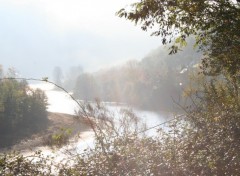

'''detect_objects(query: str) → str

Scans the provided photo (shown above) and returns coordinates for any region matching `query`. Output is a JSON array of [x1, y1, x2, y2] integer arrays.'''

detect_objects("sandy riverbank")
[[0, 112, 91, 153]]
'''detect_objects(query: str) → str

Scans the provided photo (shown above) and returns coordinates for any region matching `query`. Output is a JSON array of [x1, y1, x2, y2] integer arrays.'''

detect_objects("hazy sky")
[[0, 0, 161, 78]]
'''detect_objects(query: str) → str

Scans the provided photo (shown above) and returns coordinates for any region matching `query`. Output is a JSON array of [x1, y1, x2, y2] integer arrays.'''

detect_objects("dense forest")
[[0, 66, 48, 148]]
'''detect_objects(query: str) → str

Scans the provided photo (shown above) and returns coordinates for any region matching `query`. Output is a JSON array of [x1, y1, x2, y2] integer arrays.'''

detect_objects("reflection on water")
[[45, 90, 79, 114], [29, 83, 170, 155]]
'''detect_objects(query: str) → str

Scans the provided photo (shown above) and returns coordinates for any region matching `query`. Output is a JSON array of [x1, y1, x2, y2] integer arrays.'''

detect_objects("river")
[[29, 82, 171, 156]]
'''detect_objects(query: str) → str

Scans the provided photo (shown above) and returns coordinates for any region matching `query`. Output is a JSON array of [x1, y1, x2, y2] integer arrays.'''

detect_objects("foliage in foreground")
[[61, 77, 240, 175], [117, 0, 240, 72], [1, 75, 239, 175], [1, 1, 239, 172]]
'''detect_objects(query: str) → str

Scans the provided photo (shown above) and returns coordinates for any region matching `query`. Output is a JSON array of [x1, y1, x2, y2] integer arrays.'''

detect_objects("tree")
[[178, 72, 240, 175], [0, 67, 48, 148], [63, 65, 83, 91], [116, 1, 240, 174], [117, 0, 240, 75], [74, 73, 98, 101], [52, 66, 64, 87], [0, 65, 3, 78]]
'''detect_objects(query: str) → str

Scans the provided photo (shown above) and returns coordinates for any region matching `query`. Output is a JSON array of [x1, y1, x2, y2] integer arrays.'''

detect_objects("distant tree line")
[[1, 0, 239, 175], [0, 66, 48, 148], [72, 44, 201, 111]]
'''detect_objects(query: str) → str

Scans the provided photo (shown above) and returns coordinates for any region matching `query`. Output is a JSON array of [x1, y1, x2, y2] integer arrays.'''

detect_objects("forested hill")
[[71, 42, 202, 111]]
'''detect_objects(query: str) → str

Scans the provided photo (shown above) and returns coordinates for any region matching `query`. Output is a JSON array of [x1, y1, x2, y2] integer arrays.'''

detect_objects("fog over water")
[[1, 0, 199, 154], [28, 82, 169, 155], [30, 83, 168, 125]]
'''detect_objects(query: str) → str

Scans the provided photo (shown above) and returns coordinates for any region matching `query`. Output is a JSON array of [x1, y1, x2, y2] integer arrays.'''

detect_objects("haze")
[[0, 0, 161, 78]]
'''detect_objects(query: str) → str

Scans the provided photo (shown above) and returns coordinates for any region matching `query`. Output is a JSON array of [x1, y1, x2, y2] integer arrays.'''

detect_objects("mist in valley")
[[52, 38, 202, 112], [0, 0, 202, 113], [1, 0, 239, 175]]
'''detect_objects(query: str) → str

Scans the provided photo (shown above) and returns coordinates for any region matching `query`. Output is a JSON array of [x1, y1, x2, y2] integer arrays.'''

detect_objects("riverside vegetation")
[[1, 0, 240, 175], [0, 67, 48, 148]]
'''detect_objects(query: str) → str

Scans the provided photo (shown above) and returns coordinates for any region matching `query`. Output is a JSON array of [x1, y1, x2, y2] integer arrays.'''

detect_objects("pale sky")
[[0, 0, 161, 78]]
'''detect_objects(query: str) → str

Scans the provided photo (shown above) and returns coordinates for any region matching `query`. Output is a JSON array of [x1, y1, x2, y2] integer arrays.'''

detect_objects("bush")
[[1, 75, 239, 175], [0, 78, 48, 148], [43, 128, 72, 148]]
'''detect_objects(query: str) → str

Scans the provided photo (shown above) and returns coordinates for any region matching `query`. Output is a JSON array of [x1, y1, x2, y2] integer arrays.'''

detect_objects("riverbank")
[[0, 112, 91, 153]]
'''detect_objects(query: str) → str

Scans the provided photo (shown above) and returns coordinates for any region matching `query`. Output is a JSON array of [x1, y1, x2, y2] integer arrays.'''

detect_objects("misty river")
[[28, 82, 171, 159]]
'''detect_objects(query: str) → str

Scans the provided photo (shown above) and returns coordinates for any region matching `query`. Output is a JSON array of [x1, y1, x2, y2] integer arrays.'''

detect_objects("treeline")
[[72, 44, 201, 111], [0, 66, 48, 148], [1, 0, 239, 175]]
